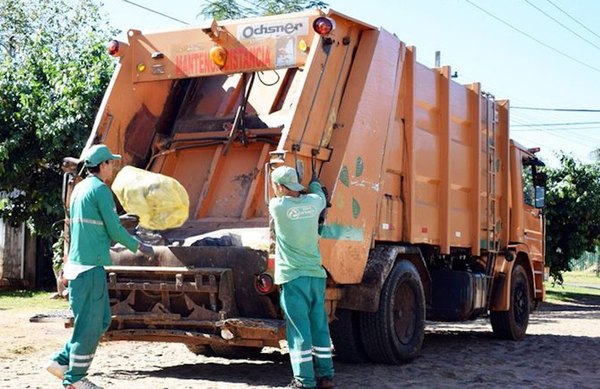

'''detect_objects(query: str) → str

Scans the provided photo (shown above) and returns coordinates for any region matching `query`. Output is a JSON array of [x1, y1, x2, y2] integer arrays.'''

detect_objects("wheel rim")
[[393, 282, 417, 344], [513, 282, 528, 326]]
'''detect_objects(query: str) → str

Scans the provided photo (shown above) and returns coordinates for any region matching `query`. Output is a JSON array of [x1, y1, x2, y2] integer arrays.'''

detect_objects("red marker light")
[[313, 17, 336, 36], [107, 40, 120, 57], [255, 273, 275, 295]]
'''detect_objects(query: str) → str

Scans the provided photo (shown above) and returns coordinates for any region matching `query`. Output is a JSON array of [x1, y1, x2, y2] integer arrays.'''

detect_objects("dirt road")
[[1, 295, 599, 389]]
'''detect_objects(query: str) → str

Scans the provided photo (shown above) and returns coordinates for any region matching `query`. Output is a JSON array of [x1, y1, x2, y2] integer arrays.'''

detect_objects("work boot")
[[44, 359, 68, 380], [317, 376, 334, 388], [66, 378, 103, 389], [287, 378, 316, 388]]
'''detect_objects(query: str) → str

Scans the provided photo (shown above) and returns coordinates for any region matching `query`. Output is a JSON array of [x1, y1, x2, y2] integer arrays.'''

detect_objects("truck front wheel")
[[490, 264, 530, 340], [359, 260, 425, 364]]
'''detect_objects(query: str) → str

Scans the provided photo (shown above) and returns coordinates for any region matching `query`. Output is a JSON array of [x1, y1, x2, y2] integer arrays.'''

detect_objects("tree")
[[199, 0, 329, 20], [199, 0, 249, 20], [544, 154, 600, 281], [0, 0, 115, 237]]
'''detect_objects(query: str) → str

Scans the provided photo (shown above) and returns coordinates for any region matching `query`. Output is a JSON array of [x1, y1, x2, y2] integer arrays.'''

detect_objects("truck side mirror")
[[534, 186, 545, 208], [533, 171, 546, 187]]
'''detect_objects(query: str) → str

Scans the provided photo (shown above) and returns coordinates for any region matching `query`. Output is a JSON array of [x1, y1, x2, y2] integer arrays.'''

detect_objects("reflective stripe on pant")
[[280, 276, 334, 387], [53, 267, 111, 386]]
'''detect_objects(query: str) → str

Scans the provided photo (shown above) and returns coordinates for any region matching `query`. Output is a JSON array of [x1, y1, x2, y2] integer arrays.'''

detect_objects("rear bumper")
[[103, 247, 282, 347], [104, 317, 285, 348]]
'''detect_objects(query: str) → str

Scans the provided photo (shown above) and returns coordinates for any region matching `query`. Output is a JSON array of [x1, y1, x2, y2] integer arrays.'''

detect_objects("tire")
[[490, 264, 530, 340], [186, 344, 214, 356], [359, 260, 425, 364], [210, 344, 263, 359], [330, 308, 367, 363]]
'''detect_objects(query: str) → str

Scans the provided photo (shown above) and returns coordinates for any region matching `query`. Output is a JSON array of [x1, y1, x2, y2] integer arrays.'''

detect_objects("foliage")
[[544, 154, 600, 281], [199, 0, 329, 20], [0, 0, 115, 236], [254, 0, 329, 15], [199, 0, 248, 20], [51, 231, 66, 271]]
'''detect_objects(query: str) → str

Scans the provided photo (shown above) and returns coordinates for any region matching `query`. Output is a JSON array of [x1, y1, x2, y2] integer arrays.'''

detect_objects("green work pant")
[[280, 276, 334, 387], [53, 266, 111, 386]]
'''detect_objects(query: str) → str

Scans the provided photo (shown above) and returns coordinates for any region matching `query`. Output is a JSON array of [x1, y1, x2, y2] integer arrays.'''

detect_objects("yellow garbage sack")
[[112, 166, 190, 230]]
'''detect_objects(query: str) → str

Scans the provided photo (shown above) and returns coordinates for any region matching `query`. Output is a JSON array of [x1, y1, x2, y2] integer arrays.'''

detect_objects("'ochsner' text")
[[242, 22, 303, 39]]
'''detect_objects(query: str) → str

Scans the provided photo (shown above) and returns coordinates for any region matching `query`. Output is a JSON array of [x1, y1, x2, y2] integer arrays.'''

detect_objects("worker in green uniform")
[[269, 166, 334, 389], [45, 144, 154, 389]]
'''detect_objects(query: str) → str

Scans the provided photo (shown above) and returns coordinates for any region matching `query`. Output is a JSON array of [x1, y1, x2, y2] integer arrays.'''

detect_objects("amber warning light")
[[313, 17, 336, 36], [209, 46, 227, 68]]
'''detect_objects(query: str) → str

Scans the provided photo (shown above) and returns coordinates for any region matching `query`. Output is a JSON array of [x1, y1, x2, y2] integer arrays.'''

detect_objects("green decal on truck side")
[[339, 166, 350, 187], [352, 198, 361, 219], [355, 156, 364, 177], [320, 224, 364, 241]]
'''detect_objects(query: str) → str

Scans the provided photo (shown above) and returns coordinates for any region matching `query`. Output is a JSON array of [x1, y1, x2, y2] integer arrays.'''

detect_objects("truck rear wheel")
[[490, 264, 530, 340], [330, 308, 367, 363], [359, 260, 425, 364]]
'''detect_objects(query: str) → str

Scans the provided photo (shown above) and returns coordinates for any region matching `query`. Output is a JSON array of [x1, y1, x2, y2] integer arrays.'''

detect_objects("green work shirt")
[[68, 175, 139, 266], [269, 181, 327, 285]]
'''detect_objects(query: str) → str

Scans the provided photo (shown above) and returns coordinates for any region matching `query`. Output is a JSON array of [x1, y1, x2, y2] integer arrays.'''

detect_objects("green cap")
[[271, 166, 304, 191], [83, 144, 121, 167]]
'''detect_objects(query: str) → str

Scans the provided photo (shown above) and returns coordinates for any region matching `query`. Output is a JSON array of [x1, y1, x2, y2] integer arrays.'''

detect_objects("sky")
[[102, 0, 600, 166]]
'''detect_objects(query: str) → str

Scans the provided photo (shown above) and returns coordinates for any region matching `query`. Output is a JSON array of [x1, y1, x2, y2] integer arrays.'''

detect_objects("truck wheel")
[[210, 344, 263, 359], [359, 260, 425, 364], [330, 308, 367, 363], [490, 264, 530, 340], [186, 344, 214, 356]]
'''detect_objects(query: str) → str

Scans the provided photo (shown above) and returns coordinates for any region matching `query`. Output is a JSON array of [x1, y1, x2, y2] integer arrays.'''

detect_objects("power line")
[[545, 0, 600, 42], [464, 0, 600, 74], [513, 121, 600, 127], [121, 0, 191, 25], [513, 126, 600, 132], [510, 115, 600, 146], [512, 106, 600, 112], [513, 127, 599, 145], [524, 0, 600, 52]]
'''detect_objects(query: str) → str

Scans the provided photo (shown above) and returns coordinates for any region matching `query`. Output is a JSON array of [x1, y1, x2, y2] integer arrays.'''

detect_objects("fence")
[[572, 249, 600, 273]]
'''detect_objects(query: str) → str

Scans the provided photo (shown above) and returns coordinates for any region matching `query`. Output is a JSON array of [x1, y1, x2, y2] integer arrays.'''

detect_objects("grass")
[[544, 270, 600, 304], [560, 270, 600, 285], [0, 289, 69, 311]]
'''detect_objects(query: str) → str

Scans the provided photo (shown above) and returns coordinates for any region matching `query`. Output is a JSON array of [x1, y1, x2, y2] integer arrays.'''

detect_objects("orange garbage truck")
[[62, 9, 546, 364]]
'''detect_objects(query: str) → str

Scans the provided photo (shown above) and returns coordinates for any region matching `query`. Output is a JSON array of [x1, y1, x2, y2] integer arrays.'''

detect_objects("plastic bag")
[[112, 166, 190, 230]]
